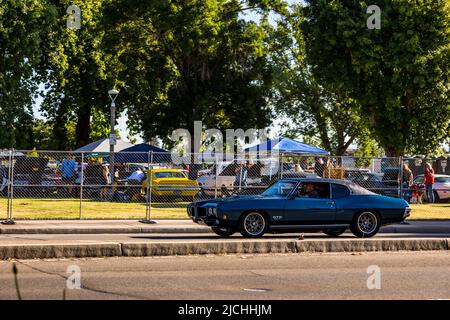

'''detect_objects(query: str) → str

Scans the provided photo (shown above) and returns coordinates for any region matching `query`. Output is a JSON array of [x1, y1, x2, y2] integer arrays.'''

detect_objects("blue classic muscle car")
[[187, 178, 411, 238]]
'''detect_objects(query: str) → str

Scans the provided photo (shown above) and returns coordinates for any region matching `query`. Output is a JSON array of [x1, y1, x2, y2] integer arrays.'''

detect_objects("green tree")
[[302, 0, 450, 156], [270, 6, 369, 156], [0, 0, 53, 149], [39, 0, 115, 150], [101, 0, 287, 151]]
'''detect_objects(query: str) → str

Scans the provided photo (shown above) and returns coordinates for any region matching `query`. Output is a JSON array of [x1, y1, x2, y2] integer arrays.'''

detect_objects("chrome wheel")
[[357, 212, 377, 234], [243, 212, 266, 236]]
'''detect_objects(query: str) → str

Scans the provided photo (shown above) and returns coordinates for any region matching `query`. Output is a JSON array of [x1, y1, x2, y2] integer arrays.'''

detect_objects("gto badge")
[[273, 216, 283, 220]]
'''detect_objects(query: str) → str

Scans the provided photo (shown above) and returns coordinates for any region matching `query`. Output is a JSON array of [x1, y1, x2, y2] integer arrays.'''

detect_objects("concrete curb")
[[0, 242, 122, 260], [1, 239, 449, 260], [295, 239, 449, 253], [122, 240, 298, 256]]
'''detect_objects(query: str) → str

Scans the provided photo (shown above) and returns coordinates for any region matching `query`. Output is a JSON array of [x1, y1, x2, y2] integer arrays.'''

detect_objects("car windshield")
[[261, 181, 297, 197], [154, 172, 186, 179], [435, 177, 450, 183]]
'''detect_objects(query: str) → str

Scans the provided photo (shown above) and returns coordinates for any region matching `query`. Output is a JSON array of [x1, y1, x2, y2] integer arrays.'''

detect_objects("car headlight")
[[208, 207, 218, 216]]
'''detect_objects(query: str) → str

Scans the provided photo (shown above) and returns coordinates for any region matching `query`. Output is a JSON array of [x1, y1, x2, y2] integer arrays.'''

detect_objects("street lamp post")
[[108, 89, 119, 186]]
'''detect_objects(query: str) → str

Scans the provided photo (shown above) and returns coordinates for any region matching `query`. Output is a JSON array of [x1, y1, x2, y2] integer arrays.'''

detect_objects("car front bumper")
[[188, 205, 237, 228]]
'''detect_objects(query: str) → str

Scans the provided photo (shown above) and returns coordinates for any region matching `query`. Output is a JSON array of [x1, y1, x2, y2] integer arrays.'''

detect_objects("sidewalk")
[[0, 219, 450, 235], [0, 219, 210, 234]]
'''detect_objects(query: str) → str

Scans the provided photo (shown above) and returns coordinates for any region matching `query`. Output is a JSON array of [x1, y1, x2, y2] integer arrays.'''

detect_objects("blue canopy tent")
[[74, 138, 134, 157], [106, 143, 172, 163], [244, 138, 329, 155]]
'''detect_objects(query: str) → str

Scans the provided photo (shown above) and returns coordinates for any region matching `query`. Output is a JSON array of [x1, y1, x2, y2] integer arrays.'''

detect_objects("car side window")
[[331, 184, 350, 199], [295, 182, 330, 199]]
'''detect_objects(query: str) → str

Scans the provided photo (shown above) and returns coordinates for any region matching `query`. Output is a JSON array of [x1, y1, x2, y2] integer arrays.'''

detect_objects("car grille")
[[187, 205, 207, 218], [197, 207, 207, 217]]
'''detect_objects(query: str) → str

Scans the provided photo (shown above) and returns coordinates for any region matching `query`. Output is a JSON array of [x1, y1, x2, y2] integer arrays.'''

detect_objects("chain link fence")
[[0, 150, 449, 221]]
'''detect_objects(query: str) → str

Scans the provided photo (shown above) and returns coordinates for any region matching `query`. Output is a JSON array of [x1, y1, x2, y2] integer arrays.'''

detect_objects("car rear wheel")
[[350, 211, 380, 238], [211, 227, 236, 237], [323, 228, 346, 237], [239, 212, 267, 238]]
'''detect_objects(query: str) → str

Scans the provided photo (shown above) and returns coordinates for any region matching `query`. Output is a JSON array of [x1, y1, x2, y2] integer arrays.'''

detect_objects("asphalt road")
[[1, 251, 450, 300]]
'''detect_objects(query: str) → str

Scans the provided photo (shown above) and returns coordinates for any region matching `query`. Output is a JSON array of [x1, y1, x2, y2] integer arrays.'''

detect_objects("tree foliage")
[[38, 0, 115, 150], [302, 0, 450, 156], [0, 0, 53, 149], [270, 5, 371, 156], [101, 0, 286, 149]]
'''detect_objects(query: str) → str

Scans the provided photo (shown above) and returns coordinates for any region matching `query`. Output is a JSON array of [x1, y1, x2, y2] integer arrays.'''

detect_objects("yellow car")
[[141, 169, 200, 201]]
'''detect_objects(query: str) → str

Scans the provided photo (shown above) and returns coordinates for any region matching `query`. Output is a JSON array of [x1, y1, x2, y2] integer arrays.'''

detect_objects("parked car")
[[142, 169, 200, 201], [188, 178, 410, 238], [346, 171, 398, 198], [413, 174, 450, 202]]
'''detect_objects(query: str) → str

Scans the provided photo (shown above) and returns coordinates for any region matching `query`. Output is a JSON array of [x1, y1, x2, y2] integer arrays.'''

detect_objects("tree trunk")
[[385, 147, 403, 157], [75, 104, 92, 149]]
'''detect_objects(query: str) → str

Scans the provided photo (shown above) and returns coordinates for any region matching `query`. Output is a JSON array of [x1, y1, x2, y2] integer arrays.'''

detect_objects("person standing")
[[401, 163, 414, 202], [234, 161, 248, 193], [61, 154, 78, 197], [314, 157, 325, 177], [424, 162, 435, 203]]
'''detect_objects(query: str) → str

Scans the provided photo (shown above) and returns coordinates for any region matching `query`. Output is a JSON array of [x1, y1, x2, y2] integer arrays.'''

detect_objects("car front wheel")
[[239, 212, 267, 238], [350, 211, 380, 238], [211, 227, 236, 237], [323, 228, 346, 237]]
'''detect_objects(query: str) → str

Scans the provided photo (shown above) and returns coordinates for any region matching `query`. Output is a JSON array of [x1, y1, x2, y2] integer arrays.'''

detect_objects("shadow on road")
[[129, 233, 450, 240]]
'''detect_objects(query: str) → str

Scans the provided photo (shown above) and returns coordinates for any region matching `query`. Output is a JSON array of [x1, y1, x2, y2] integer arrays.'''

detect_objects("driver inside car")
[[298, 183, 319, 198]]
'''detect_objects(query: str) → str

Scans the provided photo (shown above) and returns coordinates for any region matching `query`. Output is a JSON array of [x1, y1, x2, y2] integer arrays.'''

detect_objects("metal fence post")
[[214, 155, 218, 198], [399, 156, 404, 199], [280, 153, 284, 179], [7, 150, 12, 220], [3, 149, 15, 224], [328, 156, 332, 178], [79, 152, 84, 220], [140, 151, 155, 224]]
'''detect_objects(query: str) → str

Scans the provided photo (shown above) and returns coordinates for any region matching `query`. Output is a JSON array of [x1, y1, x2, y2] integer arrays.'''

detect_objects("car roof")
[[280, 177, 352, 186], [151, 168, 183, 172]]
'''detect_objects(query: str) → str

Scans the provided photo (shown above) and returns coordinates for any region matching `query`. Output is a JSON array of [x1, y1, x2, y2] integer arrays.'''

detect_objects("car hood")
[[194, 194, 280, 206]]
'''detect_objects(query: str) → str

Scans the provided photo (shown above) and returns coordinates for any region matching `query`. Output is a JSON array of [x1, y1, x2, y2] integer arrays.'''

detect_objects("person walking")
[[234, 161, 249, 194], [401, 163, 414, 202], [61, 154, 78, 197], [314, 157, 325, 177], [424, 162, 435, 203]]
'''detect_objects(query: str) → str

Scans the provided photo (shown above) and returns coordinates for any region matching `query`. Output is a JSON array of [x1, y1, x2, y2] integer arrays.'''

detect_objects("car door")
[[283, 182, 335, 225], [330, 183, 353, 224]]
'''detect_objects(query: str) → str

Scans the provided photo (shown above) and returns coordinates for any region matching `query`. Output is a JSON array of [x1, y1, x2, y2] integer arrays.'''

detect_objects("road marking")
[[243, 288, 271, 292]]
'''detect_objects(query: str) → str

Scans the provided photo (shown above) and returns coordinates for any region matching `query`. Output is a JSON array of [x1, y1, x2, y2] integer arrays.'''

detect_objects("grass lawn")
[[0, 198, 449, 220], [408, 203, 450, 220], [0, 198, 189, 219]]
